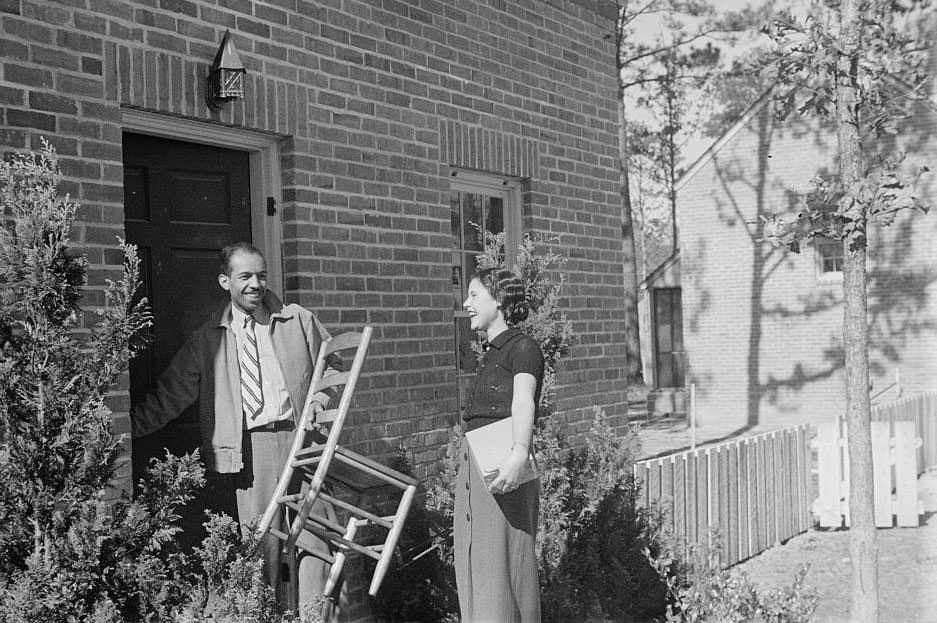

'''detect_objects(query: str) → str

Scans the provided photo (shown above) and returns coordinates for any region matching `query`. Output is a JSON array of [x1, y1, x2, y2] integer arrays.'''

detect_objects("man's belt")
[[249, 419, 294, 432]]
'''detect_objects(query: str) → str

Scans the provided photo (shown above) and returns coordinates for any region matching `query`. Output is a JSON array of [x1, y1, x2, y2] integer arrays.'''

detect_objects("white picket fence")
[[813, 420, 920, 528], [871, 393, 937, 475], [812, 393, 937, 529], [633, 393, 937, 566]]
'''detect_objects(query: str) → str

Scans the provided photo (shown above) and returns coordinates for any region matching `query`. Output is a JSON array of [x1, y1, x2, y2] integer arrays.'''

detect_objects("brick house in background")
[[1, 0, 624, 617], [641, 86, 937, 431]]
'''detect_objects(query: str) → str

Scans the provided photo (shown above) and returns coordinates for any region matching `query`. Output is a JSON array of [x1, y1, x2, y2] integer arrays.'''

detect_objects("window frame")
[[815, 238, 844, 282], [449, 170, 523, 408]]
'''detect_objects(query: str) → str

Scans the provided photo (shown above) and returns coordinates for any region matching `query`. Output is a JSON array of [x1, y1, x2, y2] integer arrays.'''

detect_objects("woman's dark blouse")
[[463, 328, 545, 432]]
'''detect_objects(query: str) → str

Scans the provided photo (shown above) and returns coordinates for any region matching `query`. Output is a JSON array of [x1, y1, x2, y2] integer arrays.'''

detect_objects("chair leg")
[[325, 517, 359, 597], [368, 484, 417, 596], [279, 546, 299, 613]]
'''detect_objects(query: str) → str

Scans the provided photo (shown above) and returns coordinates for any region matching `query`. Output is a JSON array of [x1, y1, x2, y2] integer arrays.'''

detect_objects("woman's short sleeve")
[[509, 336, 544, 381]]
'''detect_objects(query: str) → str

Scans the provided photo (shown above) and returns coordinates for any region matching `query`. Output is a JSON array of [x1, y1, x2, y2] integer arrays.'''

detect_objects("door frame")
[[121, 107, 284, 296]]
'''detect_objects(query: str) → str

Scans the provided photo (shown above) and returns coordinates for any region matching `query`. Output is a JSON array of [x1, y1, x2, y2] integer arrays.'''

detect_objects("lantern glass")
[[219, 68, 244, 99]]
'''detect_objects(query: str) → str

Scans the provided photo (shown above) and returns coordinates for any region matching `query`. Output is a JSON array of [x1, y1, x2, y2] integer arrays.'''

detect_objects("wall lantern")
[[207, 30, 246, 109]]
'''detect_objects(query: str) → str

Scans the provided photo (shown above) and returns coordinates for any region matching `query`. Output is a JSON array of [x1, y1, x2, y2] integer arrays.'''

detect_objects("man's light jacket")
[[132, 292, 336, 473]]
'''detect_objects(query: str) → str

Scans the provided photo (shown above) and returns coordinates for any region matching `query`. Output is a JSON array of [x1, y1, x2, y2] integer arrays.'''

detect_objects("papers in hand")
[[464, 418, 538, 488]]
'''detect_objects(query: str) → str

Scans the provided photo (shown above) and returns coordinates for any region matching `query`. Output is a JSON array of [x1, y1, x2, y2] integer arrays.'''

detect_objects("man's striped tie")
[[240, 316, 264, 419]]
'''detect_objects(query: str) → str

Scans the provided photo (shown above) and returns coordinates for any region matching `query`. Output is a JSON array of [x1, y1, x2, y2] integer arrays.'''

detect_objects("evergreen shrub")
[[373, 232, 669, 622], [0, 142, 323, 623]]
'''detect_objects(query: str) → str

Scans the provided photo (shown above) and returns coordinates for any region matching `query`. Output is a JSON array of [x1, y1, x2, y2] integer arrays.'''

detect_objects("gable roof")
[[640, 249, 680, 290], [674, 86, 776, 194], [674, 76, 937, 194]]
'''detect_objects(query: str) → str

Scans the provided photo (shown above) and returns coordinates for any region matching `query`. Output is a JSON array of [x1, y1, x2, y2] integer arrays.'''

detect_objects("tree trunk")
[[615, 2, 644, 386], [842, 232, 878, 623], [837, 0, 879, 620], [618, 95, 644, 385]]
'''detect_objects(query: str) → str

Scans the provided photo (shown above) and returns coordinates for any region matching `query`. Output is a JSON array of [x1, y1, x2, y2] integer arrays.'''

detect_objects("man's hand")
[[304, 400, 329, 436]]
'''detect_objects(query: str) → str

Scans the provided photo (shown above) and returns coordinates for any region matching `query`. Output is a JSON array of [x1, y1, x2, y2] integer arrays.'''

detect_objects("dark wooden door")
[[653, 287, 685, 389], [123, 133, 251, 541]]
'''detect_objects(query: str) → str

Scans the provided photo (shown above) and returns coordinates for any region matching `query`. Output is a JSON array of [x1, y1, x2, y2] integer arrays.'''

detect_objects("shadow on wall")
[[700, 73, 936, 428]]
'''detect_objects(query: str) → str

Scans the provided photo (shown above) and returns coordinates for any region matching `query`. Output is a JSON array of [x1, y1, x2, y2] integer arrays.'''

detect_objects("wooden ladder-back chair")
[[257, 325, 419, 602]]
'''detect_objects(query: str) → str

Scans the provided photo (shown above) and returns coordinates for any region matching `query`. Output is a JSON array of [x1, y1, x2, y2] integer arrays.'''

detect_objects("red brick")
[[57, 30, 103, 54], [3, 63, 53, 88], [0, 38, 28, 61], [74, 12, 107, 34], [237, 15, 270, 38], [82, 56, 102, 75], [0, 128, 27, 148], [175, 19, 214, 41], [6, 108, 55, 131], [22, 0, 70, 24], [88, 0, 133, 22], [0, 0, 21, 15], [218, 0, 252, 16], [31, 44, 81, 70], [57, 73, 103, 97], [80, 182, 123, 202], [159, 0, 198, 17], [108, 20, 144, 42], [0, 85, 24, 105]]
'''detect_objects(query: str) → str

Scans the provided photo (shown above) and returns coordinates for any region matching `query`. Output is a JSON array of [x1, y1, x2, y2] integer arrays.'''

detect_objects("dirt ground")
[[734, 469, 937, 623]]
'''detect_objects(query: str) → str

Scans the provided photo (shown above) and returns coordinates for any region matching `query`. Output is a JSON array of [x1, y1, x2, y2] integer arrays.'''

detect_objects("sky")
[[624, 0, 778, 165]]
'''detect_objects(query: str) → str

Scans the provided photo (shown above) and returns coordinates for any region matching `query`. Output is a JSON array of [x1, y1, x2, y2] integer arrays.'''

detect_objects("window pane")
[[462, 253, 478, 297], [451, 251, 464, 310], [818, 241, 843, 273], [453, 252, 481, 309], [672, 290, 684, 352], [486, 196, 504, 234], [454, 316, 479, 374], [462, 193, 482, 251], [450, 191, 462, 250]]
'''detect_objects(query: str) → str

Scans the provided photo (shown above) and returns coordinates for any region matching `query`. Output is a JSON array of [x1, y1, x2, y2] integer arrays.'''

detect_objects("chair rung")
[[283, 501, 348, 534], [332, 450, 414, 488], [323, 332, 363, 355], [299, 521, 382, 561], [268, 528, 335, 564], [318, 491, 394, 530], [292, 455, 321, 468], [312, 371, 350, 393], [292, 446, 418, 489], [276, 493, 303, 504]]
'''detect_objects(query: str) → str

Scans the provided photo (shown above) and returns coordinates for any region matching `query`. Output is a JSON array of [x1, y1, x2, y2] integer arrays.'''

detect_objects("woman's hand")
[[488, 447, 529, 495]]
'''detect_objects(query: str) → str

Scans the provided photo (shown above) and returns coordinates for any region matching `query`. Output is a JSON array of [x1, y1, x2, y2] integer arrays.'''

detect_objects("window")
[[816, 239, 844, 276], [449, 171, 521, 410]]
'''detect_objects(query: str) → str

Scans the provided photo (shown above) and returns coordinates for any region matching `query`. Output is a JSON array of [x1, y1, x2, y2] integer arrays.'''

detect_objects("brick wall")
[[1, 2, 623, 615], [677, 100, 937, 430]]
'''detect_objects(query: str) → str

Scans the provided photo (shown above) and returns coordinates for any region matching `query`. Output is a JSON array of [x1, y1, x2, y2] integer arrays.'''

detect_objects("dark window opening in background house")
[[817, 239, 844, 274], [450, 172, 520, 412], [653, 287, 685, 389]]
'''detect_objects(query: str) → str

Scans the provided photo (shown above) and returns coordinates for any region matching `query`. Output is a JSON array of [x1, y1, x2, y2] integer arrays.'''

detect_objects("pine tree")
[[0, 143, 322, 623], [0, 140, 203, 621]]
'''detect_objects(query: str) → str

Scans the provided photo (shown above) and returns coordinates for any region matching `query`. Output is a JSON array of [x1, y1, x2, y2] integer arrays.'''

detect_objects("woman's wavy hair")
[[473, 267, 529, 326]]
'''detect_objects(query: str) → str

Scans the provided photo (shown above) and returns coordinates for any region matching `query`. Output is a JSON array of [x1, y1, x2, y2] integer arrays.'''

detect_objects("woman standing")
[[455, 267, 544, 623]]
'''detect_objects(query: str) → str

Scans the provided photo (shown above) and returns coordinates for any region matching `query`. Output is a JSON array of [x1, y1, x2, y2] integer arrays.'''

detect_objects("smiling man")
[[131, 242, 338, 610]]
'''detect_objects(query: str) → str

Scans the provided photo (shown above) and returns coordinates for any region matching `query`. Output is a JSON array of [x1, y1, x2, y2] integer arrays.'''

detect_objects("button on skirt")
[[454, 438, 541, 623]]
